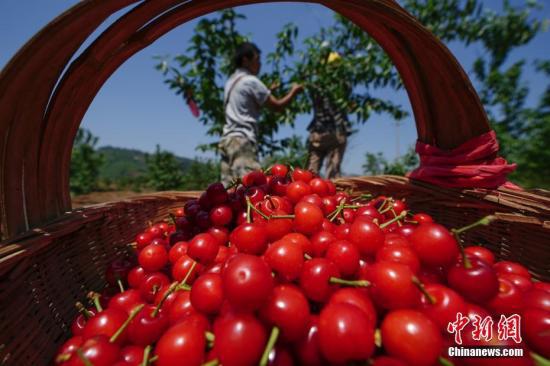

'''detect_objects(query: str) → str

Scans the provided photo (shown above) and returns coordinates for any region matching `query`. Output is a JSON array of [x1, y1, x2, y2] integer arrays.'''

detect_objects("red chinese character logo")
[[498, 314, 522, 343], [471, 315, 494, 342], [447, 312, 470, 345]]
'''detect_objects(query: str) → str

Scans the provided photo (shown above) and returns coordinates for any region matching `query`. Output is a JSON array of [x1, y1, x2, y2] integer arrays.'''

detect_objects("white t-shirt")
[[222, 68, 271, 143]]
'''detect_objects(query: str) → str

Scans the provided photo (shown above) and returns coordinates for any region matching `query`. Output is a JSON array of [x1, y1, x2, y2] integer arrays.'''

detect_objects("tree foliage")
[[70, 128, 104, 195], [363, 147, 419, 176], [145, 145, 185, 191], [158, 1, 549, 188]]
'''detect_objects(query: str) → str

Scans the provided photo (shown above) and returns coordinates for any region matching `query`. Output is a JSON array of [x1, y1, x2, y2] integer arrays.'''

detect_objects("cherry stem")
[[304, 253, 313, 260], [350, 193, 372, 202], [328, 200, 346, 222], [75, 302, 92, 319], [259, 326, 280, 366], [56, 353, 72, 363], [152, 281, 178, 318], [201, 360, 219, 366], [141, 345, 152, 366], [531, 352, 550, 366], [110, 304, 145, 343], [117, 278, 125, 293], [451, 216, 495, 271], [379, 210, 408, 229], [390, 209, 403, 227], [168, 213, 177, 226], [128, 242, 137, 248], [374, 329, 382, 348], [329, 277, 370, 287], [205, 331, 215, 343], [438, 356, 455, 366], [76, 349, 93, 366], [87, 292, 103, 312], [270, 214, 295, 219], [246, 198, 252, 224], [412, 276, 436, 305], [246, 196, 269, 220], [453, 215, 496, 235], [149, 356, 158, 363], [179, 261, 197, 289], [377, 198, 392, 214]]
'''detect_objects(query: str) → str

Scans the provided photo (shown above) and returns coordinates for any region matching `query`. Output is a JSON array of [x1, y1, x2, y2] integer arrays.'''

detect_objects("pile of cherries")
[[55, 165, 549, 366]]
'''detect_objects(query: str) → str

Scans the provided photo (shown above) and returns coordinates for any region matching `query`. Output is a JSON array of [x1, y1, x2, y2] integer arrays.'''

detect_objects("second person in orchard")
[[220, 42, 303, 186]]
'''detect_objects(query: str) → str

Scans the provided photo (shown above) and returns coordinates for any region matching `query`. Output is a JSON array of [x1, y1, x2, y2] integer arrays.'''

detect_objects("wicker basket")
[[0, 1, 548, 365]]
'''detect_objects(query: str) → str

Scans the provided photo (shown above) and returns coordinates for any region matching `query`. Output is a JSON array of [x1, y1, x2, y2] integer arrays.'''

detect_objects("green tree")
[[70, 128, 104, 195], [263, 135, 308, 169], [145, 145, 184, 191], [181, 159, 221, 190], [363, 147, 419, 176]]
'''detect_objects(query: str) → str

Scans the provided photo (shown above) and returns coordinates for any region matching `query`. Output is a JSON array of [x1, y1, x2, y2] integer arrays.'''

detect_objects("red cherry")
[[464, 245, 495, 265], [447, 256, 499, 304], [299, 258, 340, 303], [282, 233, 313, 256], [168, 291, 197, 325], [139, 272, 170, 303], [348, 216, 385, 256], [309, 230, 336, 257], [72, 335, 120, 366], [242, 170, 267, 187], [264, 239, 304, 282], [270, 164, 289, 178], [367, 262, 420, 310], [119, 345, 145, 366], [500, 273, 533, 292], [168, 241, 188, 264], [318, 302, 375, 363], [418, 283, 467, 330], [494, 261, 531, 280], [294, 316, 324, 366], [209, 205, 233, 226], [138, 244, 168, 272], [265, 209, 293, 241], [188, 233, 219, 265], [328, 288, 377, 326], [409, 223, 459, 267], [222, 254, 274, 311], [206, 182, 229, 205], [309, 178, 329, 196], [127, 266, 147, 289], [190, 273, 224, 315], [127, 304, 169, 346], [293, 202, 324, 235], [207, 226, 229, 246], [291, 168, 313, 183], [155, 318, 206, 366], [82, 308, 128, 343], [286, 181, 312, 204], [325, 240, 360, 278], [108, 289, 145, 315], [376, 244, 421, 273], [381, 310, 442, 366], [260, 285, 310, 342], [172, 255, 200, 283], [412, 213, 433, 224], [488, 277, 524, 315], [214, 313, 268, 366], [523, 288, 550, 312], [136, 232, 153, 250], [230, 223, 269, 255], [523, 308, 550, 358]]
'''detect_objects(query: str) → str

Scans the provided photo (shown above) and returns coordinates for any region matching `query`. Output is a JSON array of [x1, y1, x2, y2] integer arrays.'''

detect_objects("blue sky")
[[1, 1, 549, 175]]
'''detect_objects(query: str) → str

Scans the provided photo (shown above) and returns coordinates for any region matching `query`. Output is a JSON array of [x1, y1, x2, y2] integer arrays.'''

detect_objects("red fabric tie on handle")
[[407, 130, 521, 190]]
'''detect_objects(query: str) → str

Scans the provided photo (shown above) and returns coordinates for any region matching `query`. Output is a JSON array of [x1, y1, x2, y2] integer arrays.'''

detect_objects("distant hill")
[[97, 146, 194, 182]]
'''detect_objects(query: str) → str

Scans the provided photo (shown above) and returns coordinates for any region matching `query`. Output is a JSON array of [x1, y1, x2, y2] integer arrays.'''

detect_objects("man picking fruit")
[[220, 42, 303, 186]]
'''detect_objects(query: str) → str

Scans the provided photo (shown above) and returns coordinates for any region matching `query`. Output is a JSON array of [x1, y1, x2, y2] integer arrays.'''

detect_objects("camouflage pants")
[[219, 136, 262, 187], [306, 131, 347, 179]]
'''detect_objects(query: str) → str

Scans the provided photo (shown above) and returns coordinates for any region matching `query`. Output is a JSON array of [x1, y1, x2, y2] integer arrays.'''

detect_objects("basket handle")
[[0, 0, 491, 239]]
